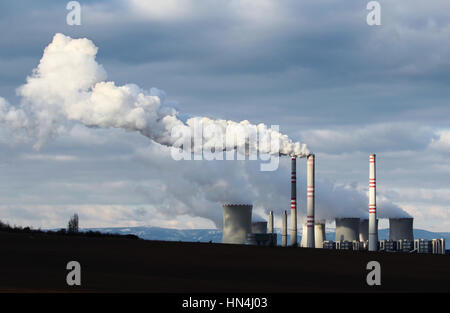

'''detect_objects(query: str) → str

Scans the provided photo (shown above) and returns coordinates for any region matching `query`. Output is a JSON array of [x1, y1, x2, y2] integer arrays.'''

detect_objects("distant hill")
[[83, 226, 450, 249]]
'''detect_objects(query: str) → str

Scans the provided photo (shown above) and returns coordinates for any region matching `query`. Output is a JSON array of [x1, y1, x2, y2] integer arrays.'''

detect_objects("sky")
[[0, 0, 449, 232]]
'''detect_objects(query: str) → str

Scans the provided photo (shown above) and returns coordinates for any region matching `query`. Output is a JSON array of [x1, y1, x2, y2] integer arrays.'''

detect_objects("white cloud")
[[429, 129, 450, 153]]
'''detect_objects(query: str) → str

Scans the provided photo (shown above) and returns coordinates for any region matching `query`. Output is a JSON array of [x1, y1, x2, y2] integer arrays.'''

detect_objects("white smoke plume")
[[0, 33, 410, 228], [1, 33, 309, 157]]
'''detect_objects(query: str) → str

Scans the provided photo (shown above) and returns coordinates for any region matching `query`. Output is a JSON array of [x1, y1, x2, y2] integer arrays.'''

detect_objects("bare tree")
[[67, 214, 79, 233]]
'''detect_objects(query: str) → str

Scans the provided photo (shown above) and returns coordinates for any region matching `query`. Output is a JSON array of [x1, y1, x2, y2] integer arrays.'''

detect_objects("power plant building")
[[219, 154, 442, 255]]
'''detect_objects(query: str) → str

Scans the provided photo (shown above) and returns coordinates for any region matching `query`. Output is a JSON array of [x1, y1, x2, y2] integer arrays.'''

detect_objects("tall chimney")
[[282, 210, 287, 247], [290, 157, 298, 246], [306, 154, 315, 248], [368, 154, 378, 251], [268, 211, 274, 234]]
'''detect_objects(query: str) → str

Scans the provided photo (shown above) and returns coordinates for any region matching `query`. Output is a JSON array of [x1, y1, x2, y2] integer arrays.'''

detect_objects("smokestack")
[[368, 154, 378, 251], [252, 221, 267, 234], [335, 218, 360, 242], [268, 211, 274, 234], [301, 221, 325, 248], [306, 154, 315, 248], [389, 218, 414, 241], [282, 210, 287, 247], [222, 204, 252, 244], [290, 157, 297, 246]]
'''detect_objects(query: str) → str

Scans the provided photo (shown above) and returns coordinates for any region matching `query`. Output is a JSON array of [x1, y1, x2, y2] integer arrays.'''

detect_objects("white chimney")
[[282, 210, 287, 247], [368, 154, 378, 251], [290, 157, 298, 246], [268, 211, 274, 234], [306, 154, 315, 248]]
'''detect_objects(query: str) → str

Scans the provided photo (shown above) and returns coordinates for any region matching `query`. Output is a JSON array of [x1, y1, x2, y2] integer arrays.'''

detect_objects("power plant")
[[220, 155, 446, 254]]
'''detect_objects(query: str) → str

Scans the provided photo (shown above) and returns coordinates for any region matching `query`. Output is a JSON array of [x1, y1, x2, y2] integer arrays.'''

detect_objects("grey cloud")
[[300, 123, 438, 154], [0, 0, 449, 231]]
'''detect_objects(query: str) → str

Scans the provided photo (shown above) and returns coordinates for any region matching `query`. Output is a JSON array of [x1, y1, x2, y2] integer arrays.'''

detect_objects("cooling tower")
[[252, 221, 267, 234], [368, 154, 378, 251], [290, 157, 298, 246], [335, 218, 360, 242], [222, 204, 253, 244], [359, 219, 368, 242], [306, 154, 315, 248], [282, 210, 287, 247], [389, 218, 414, 241], [301, 221, 325, 248], [268, 211, 274, 234]]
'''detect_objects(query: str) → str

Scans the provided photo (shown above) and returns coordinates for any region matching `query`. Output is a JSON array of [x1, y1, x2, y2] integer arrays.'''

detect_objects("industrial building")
[[220, 154, 446, 255]]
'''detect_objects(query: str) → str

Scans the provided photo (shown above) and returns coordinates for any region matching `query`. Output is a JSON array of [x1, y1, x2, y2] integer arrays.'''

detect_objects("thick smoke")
[[0, 33, 410, 228], [2, 33, 309, 157]]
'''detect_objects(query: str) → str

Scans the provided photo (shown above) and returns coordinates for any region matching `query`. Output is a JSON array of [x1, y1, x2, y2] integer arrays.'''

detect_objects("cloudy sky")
[[0, 0, 449, 232]]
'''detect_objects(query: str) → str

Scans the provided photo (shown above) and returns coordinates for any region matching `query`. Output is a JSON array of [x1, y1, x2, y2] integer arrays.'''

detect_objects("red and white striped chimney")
[[290, 157, 297, 246], [368, 154, 378, 251], [306, 154, 315, 248]]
